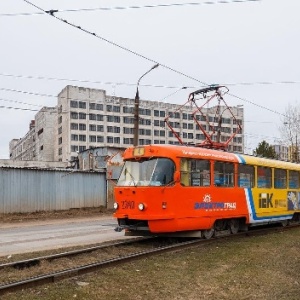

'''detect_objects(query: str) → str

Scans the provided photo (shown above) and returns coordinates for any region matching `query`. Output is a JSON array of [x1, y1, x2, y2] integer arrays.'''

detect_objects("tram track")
[[0, 224, 299, 296]]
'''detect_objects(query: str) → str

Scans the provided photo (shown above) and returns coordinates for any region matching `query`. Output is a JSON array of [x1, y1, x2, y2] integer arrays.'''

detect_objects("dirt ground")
[[0, 207, 113, 223]]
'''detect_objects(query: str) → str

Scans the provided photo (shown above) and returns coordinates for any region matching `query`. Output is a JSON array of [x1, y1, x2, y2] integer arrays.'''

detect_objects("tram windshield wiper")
[[124, 167, 137, 187]]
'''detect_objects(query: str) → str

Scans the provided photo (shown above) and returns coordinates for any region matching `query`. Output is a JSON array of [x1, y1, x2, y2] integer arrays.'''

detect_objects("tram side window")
[[274, 168, 287, 189], [257, 166, 272, 188], [238, 165, 254, 188], [289, 170, 300, 189], [214, 161, 234, 187], [180, 158, 210, 186]]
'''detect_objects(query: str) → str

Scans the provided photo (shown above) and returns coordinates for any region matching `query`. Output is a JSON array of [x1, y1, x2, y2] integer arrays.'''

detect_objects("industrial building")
[[9, 85, 244, 163]]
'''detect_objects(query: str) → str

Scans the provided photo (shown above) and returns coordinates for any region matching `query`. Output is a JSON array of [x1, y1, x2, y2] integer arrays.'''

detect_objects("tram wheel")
[[229, 219, 239, 234], [202, 229, 215, 239]]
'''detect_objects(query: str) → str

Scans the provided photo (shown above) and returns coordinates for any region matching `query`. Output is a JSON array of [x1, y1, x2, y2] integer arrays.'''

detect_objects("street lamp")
[[133, 63, 159, 146]]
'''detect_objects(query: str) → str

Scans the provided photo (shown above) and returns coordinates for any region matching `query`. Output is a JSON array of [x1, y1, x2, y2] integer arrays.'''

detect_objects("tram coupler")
[[114, 226, 124, 232]]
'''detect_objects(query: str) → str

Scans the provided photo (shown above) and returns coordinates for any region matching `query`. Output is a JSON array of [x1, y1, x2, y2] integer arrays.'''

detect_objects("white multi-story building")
[[10, 107, 57, 161], [273, 144, 289, 161], [10, 85, 244, 163]]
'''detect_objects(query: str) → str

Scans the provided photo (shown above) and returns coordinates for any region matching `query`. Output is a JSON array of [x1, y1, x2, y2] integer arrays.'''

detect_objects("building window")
[[188, 133, 193, 139], [96, 103, 103, 110], [58, 147, 62, 155], [107, 126, 113, 133], [97, 136, 104, 142], [89, 135, 96, 142], [113, 106, 120, 112], [79, 135, 86, 142], [79, 124, 86, 130], [58, 116, 62, 124], [89, 114, 96, 120], [70, 100, 78, 108], [160, 130, 165, 137], [107, 136, 114, 143], [154, 110, 159, 117], [79, 146, 86, 152], [58, 127, 62, 134], [124, 127, 134, 134], [123, 138, 133, 144], [97, 114, 103, 121], [107, 115, 114, 122], [123, 106, 134, 113], [196, 134, 205, 140], [89, 103, 96, 110], [124, 117, 134, 124], [139, 129, 151, 136], [71, 145, 79, 152], [114, 137, 120, 143], [89, 124, 96, 131], [79, 113, 86, 119], [174, 112, 180, 119], [78, 101, 86, 109], [70, 112, 78, 119], [38, 128, 44, 135], [97, 125, 104, 132], [58, 137, 62, 145], [71, 134, 78, 141], [160, 111, 165, 117], [71, 123, 78, 130], [188, 124, 193, 130]]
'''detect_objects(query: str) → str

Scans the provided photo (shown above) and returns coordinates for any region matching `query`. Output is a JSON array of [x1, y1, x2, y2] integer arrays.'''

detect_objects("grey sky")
[[1, 0, 299, 158]]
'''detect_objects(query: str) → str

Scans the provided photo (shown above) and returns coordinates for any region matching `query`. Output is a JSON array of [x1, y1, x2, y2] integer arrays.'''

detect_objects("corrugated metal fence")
[[0, 167, 106, 213]]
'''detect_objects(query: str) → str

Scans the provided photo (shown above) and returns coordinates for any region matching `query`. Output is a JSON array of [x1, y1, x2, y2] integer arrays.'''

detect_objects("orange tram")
[[113, 144, 300, 238]]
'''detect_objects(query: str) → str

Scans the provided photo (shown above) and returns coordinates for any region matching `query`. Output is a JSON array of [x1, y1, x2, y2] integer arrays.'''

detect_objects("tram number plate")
[[122, 201, 135, 209]]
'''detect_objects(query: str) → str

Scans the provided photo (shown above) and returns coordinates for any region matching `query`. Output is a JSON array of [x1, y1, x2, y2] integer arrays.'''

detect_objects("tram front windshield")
[[117, 158, 175, 186]]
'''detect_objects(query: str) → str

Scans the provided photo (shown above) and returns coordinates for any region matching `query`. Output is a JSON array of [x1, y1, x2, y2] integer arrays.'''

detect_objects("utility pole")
[[133, 64, 159, 146]]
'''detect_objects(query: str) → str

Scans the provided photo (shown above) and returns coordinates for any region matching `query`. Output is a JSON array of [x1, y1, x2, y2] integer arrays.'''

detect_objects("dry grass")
[[2, 228, 300, 300]]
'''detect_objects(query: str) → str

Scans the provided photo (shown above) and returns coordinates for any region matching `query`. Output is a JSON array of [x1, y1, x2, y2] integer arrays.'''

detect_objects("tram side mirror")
[[174, 171, 181, 183]]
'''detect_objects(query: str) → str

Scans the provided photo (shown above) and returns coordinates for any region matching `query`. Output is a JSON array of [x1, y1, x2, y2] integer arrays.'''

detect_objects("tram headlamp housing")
[[113, 202, 119, 210], [138, 203, 145, 211]]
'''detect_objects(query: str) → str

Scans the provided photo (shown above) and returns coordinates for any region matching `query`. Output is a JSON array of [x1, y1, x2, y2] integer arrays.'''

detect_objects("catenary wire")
[[21, 0, 285, 119], [0, 73, 195, 90], [2, 72, 300, 89], [0, 1, 261, 17]]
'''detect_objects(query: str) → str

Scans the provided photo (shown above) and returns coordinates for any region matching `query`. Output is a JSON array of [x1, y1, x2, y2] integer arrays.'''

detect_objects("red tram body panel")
[[113, 144, 300, 237]]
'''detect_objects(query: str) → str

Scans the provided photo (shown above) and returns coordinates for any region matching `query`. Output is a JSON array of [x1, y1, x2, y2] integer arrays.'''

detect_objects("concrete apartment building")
[[10, 85, 244, 163], [9, 107, 56, 161], [273, 144, 289, 161]]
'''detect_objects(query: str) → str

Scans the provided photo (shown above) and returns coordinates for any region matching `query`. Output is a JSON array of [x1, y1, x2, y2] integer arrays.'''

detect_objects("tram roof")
[[124, 144, 300, 170]]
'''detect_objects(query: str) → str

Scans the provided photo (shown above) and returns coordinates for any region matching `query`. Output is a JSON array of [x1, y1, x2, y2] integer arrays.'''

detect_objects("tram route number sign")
[[121, 200, 135, 209]]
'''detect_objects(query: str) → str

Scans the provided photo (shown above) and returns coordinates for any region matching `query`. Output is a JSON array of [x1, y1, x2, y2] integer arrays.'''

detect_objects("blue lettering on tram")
[[194, 202, 236, 210]]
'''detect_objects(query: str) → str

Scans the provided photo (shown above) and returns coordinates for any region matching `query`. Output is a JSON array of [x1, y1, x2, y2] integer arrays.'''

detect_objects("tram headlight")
[[113, 202, 119, 210], [138, 203, 145, 211]]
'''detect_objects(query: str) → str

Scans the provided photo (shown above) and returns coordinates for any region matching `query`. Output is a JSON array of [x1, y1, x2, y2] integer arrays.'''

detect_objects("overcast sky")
[[1, 0, 299, 158]]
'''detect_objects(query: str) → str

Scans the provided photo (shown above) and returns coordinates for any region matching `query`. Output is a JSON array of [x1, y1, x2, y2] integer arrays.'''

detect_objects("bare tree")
[[279, 104, 300, 162]]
